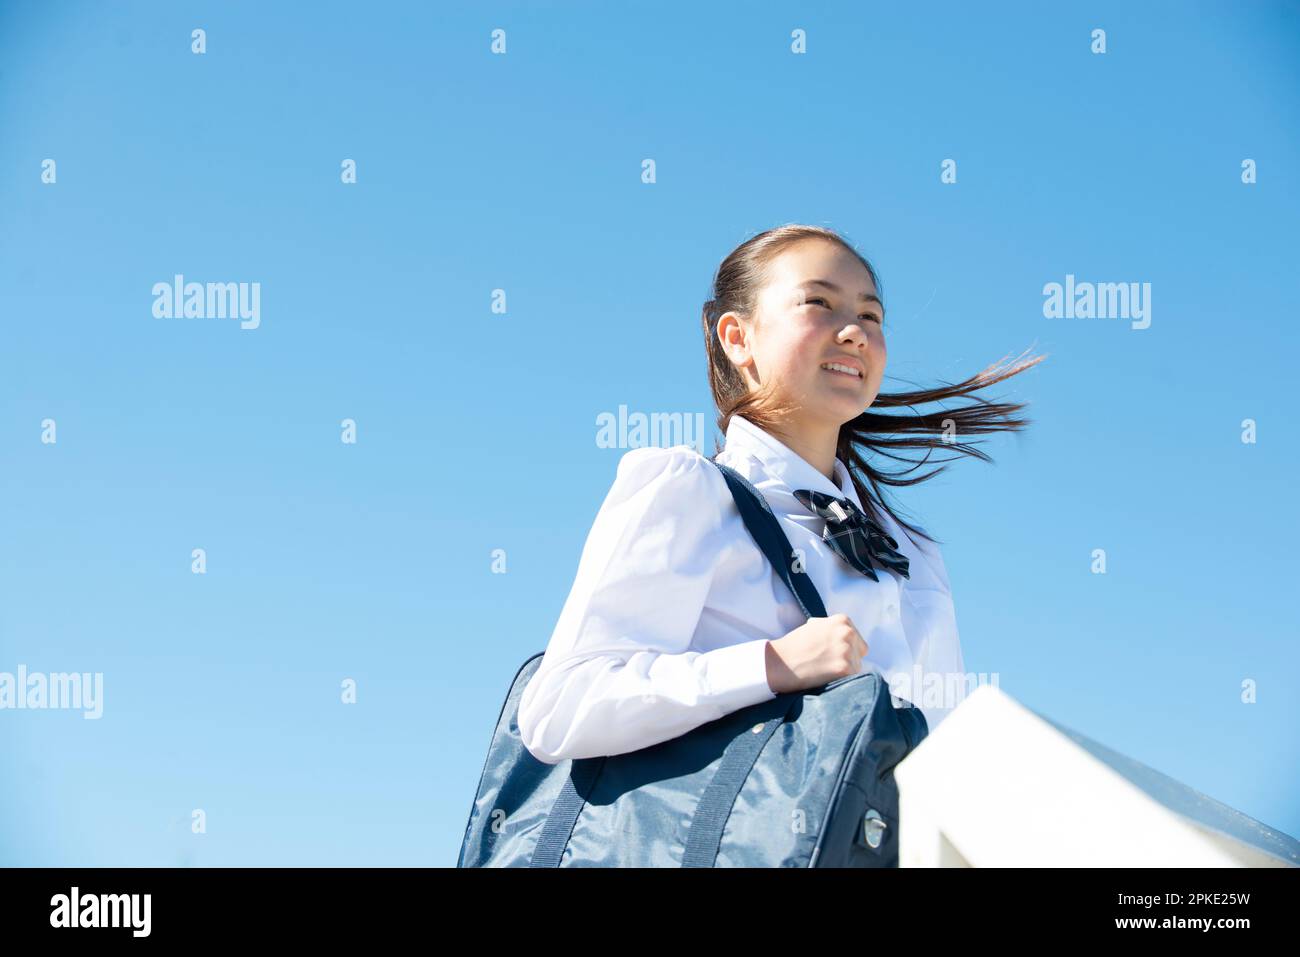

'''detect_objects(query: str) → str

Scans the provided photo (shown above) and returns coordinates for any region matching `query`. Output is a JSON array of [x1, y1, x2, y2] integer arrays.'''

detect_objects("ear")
[[716, 310, 754, 373]]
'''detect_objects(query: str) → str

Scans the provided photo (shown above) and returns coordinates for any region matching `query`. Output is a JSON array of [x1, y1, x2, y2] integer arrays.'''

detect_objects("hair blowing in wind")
[[702, 223, 1047, 548]]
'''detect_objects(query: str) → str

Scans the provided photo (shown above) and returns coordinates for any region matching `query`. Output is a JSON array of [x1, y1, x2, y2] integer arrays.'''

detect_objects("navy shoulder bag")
[[455, 457, 929, 867]]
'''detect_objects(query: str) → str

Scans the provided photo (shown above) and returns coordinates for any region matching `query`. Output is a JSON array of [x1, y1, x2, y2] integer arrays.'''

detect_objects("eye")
[[805, 295, 883, 326]]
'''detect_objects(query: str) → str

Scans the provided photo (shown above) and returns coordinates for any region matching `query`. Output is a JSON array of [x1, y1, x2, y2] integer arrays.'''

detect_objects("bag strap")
[[672, 458, 833, 867], [680, 695, 798, 867], [709, 457, 828, 620], [529, 755, 606, 868]]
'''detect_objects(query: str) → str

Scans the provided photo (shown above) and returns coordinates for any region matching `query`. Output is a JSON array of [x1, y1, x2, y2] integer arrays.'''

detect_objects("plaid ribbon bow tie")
[[792, 488, 910, 582]]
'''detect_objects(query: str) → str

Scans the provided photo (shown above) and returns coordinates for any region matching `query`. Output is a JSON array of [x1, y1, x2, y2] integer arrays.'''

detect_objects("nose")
[[836, 321, 870, 347]]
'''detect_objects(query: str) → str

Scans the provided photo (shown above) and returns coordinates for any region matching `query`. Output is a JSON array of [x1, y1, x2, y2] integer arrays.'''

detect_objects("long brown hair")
[[702, 224, 1045, 548]]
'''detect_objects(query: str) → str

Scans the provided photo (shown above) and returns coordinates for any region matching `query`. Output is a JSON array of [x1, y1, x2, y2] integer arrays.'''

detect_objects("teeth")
[[821, 362, 862, 378]]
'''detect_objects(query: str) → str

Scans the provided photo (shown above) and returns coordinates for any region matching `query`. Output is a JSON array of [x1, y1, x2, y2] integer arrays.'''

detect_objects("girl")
[[518, 224, 1042, 765]]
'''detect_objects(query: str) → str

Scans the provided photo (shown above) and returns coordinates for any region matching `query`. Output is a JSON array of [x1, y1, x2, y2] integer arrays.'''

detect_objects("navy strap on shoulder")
[[677, 458, 832, 866], [709, 457, 828, 620]]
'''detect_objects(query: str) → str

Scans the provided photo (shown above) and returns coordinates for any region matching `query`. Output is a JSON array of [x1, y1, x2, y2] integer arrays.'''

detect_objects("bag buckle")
[[860, 808, 888, 850]]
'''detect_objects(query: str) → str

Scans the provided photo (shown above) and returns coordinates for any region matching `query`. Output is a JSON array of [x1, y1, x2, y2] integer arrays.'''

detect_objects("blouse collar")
[[721, 413, 947, 592], [722, 414, 864, 512]]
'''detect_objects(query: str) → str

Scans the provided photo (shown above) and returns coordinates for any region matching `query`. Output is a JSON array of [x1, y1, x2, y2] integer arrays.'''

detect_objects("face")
[[719, 238, 886, 429]]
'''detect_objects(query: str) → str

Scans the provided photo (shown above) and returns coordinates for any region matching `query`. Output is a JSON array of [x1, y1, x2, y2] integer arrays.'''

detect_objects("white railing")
[[893, 685, 1300, 867]]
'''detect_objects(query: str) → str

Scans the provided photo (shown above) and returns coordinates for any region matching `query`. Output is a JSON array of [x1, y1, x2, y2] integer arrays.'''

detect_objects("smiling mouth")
[[820, 363, 864, 380]]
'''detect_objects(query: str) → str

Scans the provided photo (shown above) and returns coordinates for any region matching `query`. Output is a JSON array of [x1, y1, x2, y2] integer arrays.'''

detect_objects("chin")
[[820, 394, 869, 421]]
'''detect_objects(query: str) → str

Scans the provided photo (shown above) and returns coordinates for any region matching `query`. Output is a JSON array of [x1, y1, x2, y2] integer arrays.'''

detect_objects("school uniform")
[[517, 412, 968, 765]]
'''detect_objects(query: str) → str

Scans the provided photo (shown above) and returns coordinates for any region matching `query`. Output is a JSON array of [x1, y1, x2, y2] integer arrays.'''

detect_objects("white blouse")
[[517, 413, 968, 764]]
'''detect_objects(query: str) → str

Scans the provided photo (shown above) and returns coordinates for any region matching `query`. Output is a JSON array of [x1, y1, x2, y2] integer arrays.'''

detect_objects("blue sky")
[[1, 0, 1297, 865]]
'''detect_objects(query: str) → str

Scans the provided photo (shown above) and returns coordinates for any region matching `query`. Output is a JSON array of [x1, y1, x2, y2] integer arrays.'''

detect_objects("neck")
[[763, 414, 842, 487]]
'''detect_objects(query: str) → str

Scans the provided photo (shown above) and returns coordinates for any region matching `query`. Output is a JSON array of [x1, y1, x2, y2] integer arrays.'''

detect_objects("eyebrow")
[[799, 279, 885, 315]]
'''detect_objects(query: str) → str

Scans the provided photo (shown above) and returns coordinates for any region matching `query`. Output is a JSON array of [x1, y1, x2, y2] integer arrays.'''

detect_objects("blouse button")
[[884, 602, 898, 620]]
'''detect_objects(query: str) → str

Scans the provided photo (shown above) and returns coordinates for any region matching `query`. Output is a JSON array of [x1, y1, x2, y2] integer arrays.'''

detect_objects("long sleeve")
[[517, 445, 778, 765]]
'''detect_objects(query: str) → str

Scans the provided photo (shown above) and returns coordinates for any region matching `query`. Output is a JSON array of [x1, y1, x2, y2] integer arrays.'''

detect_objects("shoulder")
[[603, 444, 729, 514], [613, 443, 716, 488]]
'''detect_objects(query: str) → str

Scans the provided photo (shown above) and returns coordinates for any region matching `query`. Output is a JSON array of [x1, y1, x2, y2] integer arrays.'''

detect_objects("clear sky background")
[[1, 0, 1297, 866]]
